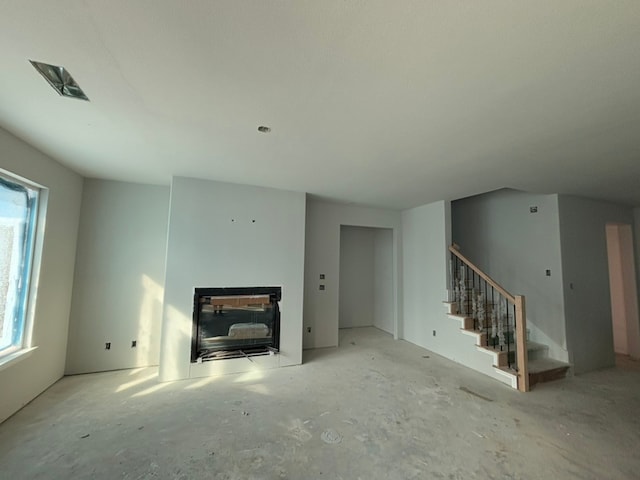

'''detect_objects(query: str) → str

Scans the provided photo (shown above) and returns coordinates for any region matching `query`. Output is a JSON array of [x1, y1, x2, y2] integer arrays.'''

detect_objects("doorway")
[[605, 223, 640, 359], [338, 226, 394, 335]]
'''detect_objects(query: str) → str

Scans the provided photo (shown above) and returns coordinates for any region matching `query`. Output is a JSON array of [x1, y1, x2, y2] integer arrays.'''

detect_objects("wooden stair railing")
[[449, 245, 529, 392]]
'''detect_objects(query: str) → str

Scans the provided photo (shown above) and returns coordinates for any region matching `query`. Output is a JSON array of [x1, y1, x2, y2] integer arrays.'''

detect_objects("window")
[[0, 173, 39, 357]]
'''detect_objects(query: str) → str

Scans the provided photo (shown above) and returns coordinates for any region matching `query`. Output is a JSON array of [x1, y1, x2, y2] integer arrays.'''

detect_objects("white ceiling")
[[0, 1, 639, 209]]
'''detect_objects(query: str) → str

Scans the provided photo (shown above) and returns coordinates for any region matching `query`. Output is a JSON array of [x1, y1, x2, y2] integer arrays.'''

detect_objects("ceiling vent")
[[29, 60, 89, 101]]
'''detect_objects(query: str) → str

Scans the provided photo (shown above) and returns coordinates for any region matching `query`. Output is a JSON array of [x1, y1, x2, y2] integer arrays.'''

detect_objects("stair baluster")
[[448, 245, 530, 392]]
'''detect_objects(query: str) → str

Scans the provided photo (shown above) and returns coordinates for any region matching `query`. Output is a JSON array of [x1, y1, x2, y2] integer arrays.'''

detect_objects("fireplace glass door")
[[192, 287, 281, 362]]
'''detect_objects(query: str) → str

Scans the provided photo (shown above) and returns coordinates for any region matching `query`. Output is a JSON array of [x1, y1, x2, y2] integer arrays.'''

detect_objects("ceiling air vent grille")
[[29, 60, 89, 101]]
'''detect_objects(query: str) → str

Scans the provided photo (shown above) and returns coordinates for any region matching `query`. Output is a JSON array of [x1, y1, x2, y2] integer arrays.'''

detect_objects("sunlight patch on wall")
[[137, 273, 164, 366], [159, 304, 192, 381]]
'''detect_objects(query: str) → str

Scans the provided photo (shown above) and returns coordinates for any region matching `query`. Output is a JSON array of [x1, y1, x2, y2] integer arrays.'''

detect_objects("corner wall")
[[339, 226, 375, 328], [401, 200, 451, 349], [66, 180, 169, 374], [160, 177, 306, 382], [0, 127, 82, 423], [373, 228, 394, 334], [402, 199, 516, 386], [558, 195, 634, 373], [303, 199, 401, 348]]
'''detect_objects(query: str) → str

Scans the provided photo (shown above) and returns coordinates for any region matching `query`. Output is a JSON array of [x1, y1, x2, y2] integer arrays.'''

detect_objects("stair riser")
[[527, 347, 549, 362], [529, 366, 570, 388], [480, 343, 550, 367]]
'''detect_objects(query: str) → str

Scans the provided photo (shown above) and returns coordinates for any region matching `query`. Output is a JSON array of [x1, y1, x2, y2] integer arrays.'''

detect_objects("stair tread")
[[528, 358, 570, 374], [468, 334, 546, 351], [479, 343, 513, 353]]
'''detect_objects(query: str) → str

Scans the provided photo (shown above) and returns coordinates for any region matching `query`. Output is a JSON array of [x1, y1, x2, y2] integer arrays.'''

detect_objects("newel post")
[[515, 295, 529, 392]]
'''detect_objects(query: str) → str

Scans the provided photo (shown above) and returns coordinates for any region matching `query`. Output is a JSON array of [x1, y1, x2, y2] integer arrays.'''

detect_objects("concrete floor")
[[1, 327, 639, 480]]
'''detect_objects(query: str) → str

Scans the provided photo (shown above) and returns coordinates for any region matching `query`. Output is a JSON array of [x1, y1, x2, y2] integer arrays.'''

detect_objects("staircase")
[[447, 245, 570, 391], [443, 301, 570, 390]]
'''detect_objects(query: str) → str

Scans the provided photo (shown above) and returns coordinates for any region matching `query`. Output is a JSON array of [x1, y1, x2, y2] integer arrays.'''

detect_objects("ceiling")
[[0, 1, 639, 210]]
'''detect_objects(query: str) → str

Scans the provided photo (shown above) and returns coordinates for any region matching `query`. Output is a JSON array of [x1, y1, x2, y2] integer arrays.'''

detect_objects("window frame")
[[0, 170, 42, 360]]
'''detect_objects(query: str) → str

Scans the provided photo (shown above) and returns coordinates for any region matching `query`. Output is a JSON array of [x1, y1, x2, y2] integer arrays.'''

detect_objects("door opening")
[[338, 226, 394, 336], [605, 224, 640, 359]]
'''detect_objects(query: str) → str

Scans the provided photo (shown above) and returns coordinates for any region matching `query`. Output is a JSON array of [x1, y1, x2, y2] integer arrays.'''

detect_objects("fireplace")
[[191, 286, 281, 362]]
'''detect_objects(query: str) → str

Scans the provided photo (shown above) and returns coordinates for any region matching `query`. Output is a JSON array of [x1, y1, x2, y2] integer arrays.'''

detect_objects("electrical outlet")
[[105, 342, 111, 350], [319, 284, 325, 290], [319, 274, 325, 279], [530, 206, 538, 213], [546, 269, 551, 276], [131, 340, 137, 348], [307, 327, 311, 333], [433, 330, 436, 336]]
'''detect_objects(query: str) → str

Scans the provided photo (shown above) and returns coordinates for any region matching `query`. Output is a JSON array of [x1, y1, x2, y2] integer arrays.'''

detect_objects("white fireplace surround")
[[159, 177, 305, 382]]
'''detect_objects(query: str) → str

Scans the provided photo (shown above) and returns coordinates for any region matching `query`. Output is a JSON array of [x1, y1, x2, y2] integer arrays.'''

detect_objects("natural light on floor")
[[115, 372, 158, 393], [183, 375, 220, 390], [233, 367, 266, 383], [131, 382, 170, 398]]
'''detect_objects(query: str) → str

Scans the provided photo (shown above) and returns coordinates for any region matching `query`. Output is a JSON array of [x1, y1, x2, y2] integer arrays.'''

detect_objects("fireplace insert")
[[191, 286, 281, 362]]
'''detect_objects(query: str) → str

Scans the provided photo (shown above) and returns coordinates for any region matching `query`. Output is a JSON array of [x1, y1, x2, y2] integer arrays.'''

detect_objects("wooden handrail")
[[449, 245, 529, 392], [449, 246, 515, 303], [514, 295, 529, 392]]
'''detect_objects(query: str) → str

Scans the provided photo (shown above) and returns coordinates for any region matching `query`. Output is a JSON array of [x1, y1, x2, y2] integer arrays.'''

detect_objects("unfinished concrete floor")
[[1, 327, 639, 479]]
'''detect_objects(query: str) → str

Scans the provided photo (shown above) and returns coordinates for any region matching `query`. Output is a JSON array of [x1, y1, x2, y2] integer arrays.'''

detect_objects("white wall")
[[66, 180, 169, 374], [402, 201, 450, 348], [160, 177, 306, 382], [0, 127, 82, 423], [373, 228, 394, 334], [304, 199, 401, 348], [558, 195, 634, 374], [339, 227, 375, 328], [452, 189, 568, 362], [402, 200, 514, 385]]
